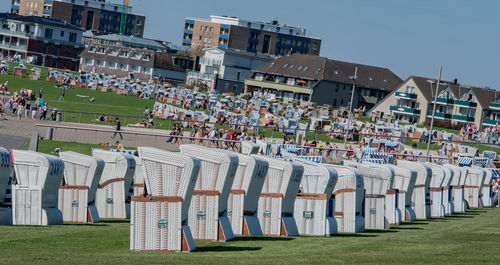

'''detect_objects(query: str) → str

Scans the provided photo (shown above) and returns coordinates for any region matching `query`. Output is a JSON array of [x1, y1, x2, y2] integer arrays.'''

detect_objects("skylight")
[[283, 64, 288, 68], [315, 67, 322, 73]]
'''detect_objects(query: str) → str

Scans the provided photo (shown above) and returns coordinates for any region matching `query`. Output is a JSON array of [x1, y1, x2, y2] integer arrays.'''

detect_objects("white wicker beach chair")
[[0, 148, 12, 225], [444, 164, 467, 213], [464, 167, 485, 209], [294, 159, 338, 236], [344, 161, 395, 229], [130, 147, 200, 252], [180, 145, 239, 242], [323, 165, 365, 233], [227, 153, 268, 236], [241, 141, 260, 155], [92, 149, 136, 219], [397, 161, 431, 220], [58, 151, 104, 223], [11, 150, 64, 226], [253, 156, 304, 236], [424, 163, 446, 218]]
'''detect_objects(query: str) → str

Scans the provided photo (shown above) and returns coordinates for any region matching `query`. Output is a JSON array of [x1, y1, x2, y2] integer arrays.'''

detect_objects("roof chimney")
[[454, 78, 458, 85]]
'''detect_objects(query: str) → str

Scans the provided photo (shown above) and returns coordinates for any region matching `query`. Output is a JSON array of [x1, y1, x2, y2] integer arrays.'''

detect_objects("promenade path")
[[0, 118, 180, 151]]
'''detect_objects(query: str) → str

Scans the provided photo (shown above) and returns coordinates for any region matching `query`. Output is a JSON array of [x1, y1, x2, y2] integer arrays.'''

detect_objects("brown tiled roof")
[[411, 75, 499, 108], [253, 54, 402, 91]]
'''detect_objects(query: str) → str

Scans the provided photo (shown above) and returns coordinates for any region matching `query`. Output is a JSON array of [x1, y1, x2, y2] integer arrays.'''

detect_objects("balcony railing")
[[427, 111, 452, 119], [489, 103, 500, 110], [452, 115, 475, 122], [246, 79, 312, 95], [454, 100, 477, 108], [395, 92, 417, 99], [390, 105, 421, 115], [432, 97, 454, 104], [483, 119, 500, 126]]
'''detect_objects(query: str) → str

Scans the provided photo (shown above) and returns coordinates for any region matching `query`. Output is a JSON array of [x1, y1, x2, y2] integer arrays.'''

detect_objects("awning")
[[483, 151, 497, 160], [457, 157, 472, 166], [361, 158, 386, 164], [298, 156, 323, 163], [379, 139, 400, 148], [491, 169, 500, 177], [474, 157, 490, 167]]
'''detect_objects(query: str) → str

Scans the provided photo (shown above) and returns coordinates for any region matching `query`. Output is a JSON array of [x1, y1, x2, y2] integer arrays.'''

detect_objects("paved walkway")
[[0, 118, 180, 151]]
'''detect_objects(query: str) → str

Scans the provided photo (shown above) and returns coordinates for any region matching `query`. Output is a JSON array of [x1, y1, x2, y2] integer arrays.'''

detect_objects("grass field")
[[22, 139, 136, 156], [0, 208, 498, 264]]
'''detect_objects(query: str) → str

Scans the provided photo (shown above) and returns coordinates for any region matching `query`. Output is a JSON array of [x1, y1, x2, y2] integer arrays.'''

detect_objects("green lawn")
[[22, 139, 136, 156], [0, 208, 498, 264]]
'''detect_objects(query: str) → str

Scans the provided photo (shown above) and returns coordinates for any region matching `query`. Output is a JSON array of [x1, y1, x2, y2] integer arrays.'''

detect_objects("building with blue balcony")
[[370, 76, 500, 129]]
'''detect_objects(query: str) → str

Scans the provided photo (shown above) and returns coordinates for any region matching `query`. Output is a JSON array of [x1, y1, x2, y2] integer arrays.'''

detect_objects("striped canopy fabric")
[[473, 157, 490, 167], [361, 148, 379, 159], [378, 139, 400, 148], [483, 151, 497, 160], [111, 149, 135, 155], [457, 157, 472, 166], [361, 158, 386, 164], [283, 147, 303, 155], [491, 169, 500, 178], [297, 156, 324, 163]]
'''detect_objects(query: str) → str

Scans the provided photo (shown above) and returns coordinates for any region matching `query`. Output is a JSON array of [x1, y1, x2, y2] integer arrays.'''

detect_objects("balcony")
[[11, 5, 19, 10], [43, 9, 51, 15], [395, 92, 417, 99], [246, 79, 312, 95], [452, 114, 475, 122], [44, 0, 53, 4], [454, 100, 477, 108], [427, 111, 452, 119], [184, 29, 193, 35], [432, 97, 454, 104], [390, 105, 421, 115], [219, 34, 228, 39], [483, 119, 500, 127], [182, 39, 192, 45], [489, 103, 500, 111], [217, 44, 227, 49]]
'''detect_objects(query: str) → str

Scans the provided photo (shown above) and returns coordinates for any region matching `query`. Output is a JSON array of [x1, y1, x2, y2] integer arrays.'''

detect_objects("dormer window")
[[119, 50, 129, 58]]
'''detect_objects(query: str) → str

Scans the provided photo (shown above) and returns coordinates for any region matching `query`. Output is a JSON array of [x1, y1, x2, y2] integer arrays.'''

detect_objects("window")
[[108, 48, 118, 56], [131, 52, 143, 59], [237, 72, 241, 80], [60, 31, 65, 37], [297, 66, 303, 70], [137, 19, 141, 26], [199, 36, 202, 40], [368, 76, 373, 81], [119, 63, 127, 70], [200, 26, 204, 31], [44, 28, 53, 39], [96, 47, 105, 54], [210, 27, 213, 32], [69, 32, 77, 42], [89, 46, 96, 53], [85, 58, 92, 65], [119, 50, 129, 58], [142, 67, 150, 74], [208, 37, 212, 42], [107, 62, 116, 69], [143, 54, 151, 61], [333, 69, 339, 75]]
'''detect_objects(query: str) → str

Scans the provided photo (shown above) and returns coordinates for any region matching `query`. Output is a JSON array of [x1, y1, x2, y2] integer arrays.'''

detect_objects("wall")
[[215, 78, 245, 95], [311, 80, 356, 107]]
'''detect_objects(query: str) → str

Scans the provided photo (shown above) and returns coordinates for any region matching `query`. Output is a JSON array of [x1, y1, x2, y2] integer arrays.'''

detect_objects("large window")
[[69, 32, 77, 43], [44, 28, 53, 39]]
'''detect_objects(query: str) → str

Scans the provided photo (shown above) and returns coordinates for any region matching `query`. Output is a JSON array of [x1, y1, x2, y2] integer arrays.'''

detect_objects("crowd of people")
[[0, 88, 50, 121]]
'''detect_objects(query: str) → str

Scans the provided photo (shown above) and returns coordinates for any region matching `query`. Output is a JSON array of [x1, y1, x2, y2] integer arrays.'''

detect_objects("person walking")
[[59, 89, 65, 101], [40, 102, 48, 120], [111, 117, 123, 140]]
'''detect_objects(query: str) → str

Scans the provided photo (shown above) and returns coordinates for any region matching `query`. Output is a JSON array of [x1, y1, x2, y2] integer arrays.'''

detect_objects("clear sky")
[[1, 0, 498, 89]]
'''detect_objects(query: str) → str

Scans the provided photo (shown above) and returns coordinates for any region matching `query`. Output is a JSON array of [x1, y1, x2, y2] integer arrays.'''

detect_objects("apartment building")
[[79, 33, 193, 81], [246, 53, 402, 109], [186, 47, 275, 93], [370, 76, 500, 129], [11, 0, 145, 37], [182, 15, 321, 56], [0, 13, 84, 70]]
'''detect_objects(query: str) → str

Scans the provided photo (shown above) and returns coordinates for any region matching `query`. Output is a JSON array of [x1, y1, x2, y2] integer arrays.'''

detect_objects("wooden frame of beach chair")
[[58, 151, 104, 223], [11, 150, 64, 226], [179, 145, 239, 242], [130, 147, 200, 252]]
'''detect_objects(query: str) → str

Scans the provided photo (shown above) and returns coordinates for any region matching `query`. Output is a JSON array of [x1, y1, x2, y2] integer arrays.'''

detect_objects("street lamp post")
[[426, 66, 443, 160], [344, 67, 358, 149]]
